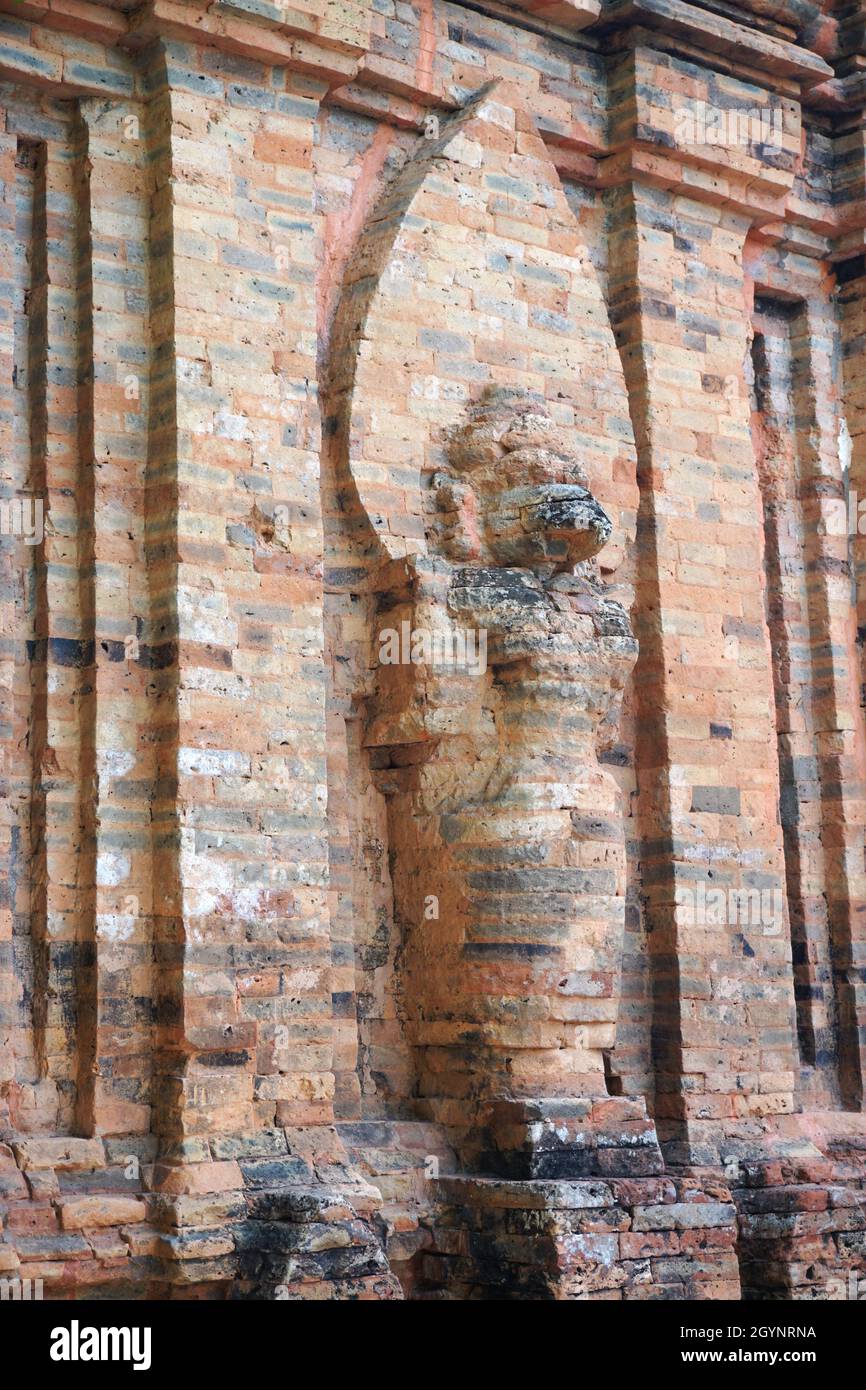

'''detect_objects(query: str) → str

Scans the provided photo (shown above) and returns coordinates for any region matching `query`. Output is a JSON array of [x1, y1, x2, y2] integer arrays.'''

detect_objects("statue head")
[[428, 388, 612, 578]]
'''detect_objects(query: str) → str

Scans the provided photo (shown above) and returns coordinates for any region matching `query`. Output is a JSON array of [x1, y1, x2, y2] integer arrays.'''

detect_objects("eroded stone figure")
[[364, 388, 639, 1168]]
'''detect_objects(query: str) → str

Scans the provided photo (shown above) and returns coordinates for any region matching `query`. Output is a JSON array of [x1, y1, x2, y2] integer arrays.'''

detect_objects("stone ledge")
[[596, 0, 832, 84]]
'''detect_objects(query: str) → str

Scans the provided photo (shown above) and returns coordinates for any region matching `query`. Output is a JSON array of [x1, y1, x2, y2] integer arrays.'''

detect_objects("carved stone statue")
[[364, 388, 638, 1166]]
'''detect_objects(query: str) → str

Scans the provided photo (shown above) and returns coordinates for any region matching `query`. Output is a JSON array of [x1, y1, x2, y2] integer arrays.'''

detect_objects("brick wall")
[[1, 0, 866, 1301]]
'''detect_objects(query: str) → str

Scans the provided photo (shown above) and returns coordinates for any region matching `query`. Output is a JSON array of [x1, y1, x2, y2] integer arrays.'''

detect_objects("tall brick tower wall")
[[1, 0, 866, 1300]]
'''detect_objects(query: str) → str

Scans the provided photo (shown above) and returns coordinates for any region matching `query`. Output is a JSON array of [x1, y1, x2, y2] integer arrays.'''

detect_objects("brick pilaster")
[[608, 180, 798, 1164]]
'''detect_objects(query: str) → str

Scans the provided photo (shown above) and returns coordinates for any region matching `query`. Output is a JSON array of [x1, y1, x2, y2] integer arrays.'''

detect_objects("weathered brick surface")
[[428, 1168, 740, 1300], [1, 0, 866, 1303]]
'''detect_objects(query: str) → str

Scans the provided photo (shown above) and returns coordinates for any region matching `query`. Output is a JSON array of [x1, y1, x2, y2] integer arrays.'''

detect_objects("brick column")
[[142, 44, 333, 1153], [136, 42, 398, 1297], [608, 181, 798, 1165]]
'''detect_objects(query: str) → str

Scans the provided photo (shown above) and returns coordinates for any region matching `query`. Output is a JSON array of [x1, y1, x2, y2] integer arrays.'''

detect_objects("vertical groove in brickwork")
[[0, 131, 21, 1110], [29, 121, 91, 1134], [44, 116, 98, 1132], [71, 106, 99, 1134], [750, 313, 820, 1081], [800, 298, 866, 1112], [71, 96, 160, 1138], [23, 140, 52, 1099], [607, 182, 685, 1145], [142, 64, 184, 1148], [837, 260, 866, 1111], [7, 138, 38, 1093], [5, 124, 88, 1133], [790, 300, 866, 1109], [751, 292, 866, 1111]]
